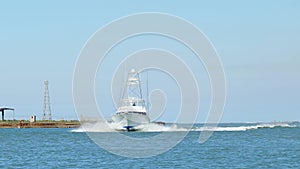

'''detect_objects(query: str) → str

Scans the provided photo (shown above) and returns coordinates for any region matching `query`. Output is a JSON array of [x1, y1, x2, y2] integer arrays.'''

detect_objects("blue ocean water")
[[0, 122, 299, 168]]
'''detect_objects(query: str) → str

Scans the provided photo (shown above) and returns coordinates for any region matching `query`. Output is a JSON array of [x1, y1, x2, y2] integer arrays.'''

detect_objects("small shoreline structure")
[[0, 120, 80, 128]]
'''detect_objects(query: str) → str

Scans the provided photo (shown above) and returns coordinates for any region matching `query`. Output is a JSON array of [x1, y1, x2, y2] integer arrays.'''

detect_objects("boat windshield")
[[120, 98, 145, 107]]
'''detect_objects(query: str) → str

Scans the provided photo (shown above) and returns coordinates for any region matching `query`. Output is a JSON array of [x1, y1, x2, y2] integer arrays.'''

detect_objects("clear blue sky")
[[0, 0, 299, 122]]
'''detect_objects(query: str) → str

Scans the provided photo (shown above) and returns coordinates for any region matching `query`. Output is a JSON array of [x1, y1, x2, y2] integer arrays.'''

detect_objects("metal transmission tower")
[[42, 80, 52, 120]]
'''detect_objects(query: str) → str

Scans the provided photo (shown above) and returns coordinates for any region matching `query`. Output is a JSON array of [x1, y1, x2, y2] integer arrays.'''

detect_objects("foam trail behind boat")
[[71, 122, 297, 132]]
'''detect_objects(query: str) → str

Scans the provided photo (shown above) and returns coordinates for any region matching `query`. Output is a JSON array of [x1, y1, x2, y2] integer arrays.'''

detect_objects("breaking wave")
[[71, 122, 298, 133]]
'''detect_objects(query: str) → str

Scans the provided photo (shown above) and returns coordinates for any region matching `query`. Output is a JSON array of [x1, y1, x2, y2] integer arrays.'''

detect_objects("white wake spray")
[[71, 121, 297, 133]]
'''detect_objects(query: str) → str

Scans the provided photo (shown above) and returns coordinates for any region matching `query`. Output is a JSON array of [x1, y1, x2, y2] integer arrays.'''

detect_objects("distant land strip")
[[0, 120, 80, 128]]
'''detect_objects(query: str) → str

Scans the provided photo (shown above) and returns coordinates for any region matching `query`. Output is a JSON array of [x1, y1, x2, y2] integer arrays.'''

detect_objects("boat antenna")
[[146, 70, 149, 111], [118, 64, 126, 108], [138, 71, 143, 100]]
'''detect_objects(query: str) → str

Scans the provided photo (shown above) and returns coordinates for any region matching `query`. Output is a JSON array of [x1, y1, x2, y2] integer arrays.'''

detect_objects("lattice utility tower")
[[42, 80, 52, 120]]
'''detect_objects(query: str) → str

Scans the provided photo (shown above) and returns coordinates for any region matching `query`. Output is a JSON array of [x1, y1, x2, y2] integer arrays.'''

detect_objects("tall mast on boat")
[[122, 69, 142, 100]]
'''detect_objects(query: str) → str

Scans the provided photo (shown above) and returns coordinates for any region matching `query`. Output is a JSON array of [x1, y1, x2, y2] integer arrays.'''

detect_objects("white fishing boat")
[[112, 69, 150, 131]]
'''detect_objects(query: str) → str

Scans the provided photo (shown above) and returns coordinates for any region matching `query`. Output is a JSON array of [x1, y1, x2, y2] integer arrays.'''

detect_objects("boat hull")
[[112, 112, 150, 131]]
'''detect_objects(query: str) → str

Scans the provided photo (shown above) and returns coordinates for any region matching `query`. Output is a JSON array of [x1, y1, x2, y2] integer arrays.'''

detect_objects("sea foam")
[[71, 122, 297, 133]]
